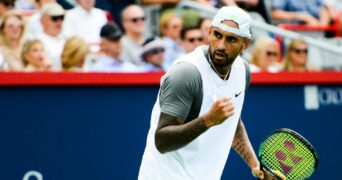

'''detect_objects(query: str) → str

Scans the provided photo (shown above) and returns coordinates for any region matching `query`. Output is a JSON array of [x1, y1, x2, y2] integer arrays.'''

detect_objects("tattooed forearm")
[[232, 119, 259, 168], [155, 113, 208, 153]]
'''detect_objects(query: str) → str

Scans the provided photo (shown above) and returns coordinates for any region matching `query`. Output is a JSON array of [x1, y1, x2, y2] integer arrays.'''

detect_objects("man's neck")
[[126, 32, 143, 44]]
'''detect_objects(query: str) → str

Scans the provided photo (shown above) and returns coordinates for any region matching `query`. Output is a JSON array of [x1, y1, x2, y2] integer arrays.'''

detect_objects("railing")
[[0, 71, 341, 86]]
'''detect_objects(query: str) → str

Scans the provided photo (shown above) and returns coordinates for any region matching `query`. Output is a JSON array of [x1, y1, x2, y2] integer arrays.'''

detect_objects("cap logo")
[[229, 15, 237, 19]]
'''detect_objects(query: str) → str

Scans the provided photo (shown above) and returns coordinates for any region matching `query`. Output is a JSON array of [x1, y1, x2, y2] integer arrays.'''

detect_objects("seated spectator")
[[21, 39, 53, 71], [120, 4, 146, 66], [249, 36, 281, 72], [91, 22, 141, 72], [62, 0, 108, 49], [0, 0, 15, 22], [0, 10, 26, 59], [61, 36, 90, 71], [181, 26, 203, 54], [159, 12, 184, 70], [197, 17, 212, 45], [24, 0, 57, 40], [0, 10, 26, 71], [37, 2, 66, 71], [271, 0, 332, 26], [139, 0, 201, 30], [141, 36, 165, 71], [282, 38, 321, 72]]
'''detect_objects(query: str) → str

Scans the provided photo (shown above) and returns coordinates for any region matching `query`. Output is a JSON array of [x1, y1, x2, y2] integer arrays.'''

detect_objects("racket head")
[[258, 128, 319, 180]]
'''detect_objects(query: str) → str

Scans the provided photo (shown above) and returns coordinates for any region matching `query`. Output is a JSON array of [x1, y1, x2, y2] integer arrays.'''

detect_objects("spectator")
[[141, 36, 165, 71], [271, 0, 332, 26], [249, 36, 281, 72], [61, 36, 90, 71], [92, 22, 141, 72], [282, 38, 320, 72], [197, 17, 212, 45], [0, 10, 26, 71], [159, 12, 184, 70], [24, 0, 56, 40], [62, 0, 108, 48], [0, 10, 26, 59], [21, 38, 53, 71], [181, 26, 203, 54], [0, 0, 15, 22], [120, 4, 146, 66], [37, 2, 66, 71], [138, 0, 200, 29]]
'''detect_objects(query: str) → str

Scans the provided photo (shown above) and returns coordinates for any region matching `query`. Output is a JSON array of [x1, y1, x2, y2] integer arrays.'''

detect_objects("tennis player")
[[139, 6, 275, 180]]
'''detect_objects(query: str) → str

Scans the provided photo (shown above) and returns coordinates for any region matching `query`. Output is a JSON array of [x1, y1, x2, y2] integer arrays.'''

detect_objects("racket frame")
[[258, 128, 319, 180]]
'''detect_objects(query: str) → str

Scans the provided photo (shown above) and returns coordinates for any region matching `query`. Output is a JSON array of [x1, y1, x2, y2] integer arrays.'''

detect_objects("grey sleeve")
[[159, 62, 202, 120]]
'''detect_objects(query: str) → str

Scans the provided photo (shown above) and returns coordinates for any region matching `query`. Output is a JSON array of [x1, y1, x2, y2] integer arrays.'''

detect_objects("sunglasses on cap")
[[128, 17, 145, 23], [266, 51, 278, 57], [51, 15, 64, 22], [292, 48, 308, 54], [146, 48, 164, 55], [186, 37, 203, 43]]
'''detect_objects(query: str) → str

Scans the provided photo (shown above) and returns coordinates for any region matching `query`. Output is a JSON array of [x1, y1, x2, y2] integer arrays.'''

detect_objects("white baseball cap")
[[41, 2, 65, 16], [212, 6, 251, 38]]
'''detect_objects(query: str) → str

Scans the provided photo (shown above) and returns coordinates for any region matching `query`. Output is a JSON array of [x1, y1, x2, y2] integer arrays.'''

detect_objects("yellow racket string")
[[259, 132, 317, 180]]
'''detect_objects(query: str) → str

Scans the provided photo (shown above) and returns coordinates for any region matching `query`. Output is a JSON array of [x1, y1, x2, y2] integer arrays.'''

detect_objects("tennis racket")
[[258, 128, 319, 180]]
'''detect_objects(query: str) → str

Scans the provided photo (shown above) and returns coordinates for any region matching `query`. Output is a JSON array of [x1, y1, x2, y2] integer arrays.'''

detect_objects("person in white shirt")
[[24, 0, 56, 40], [62, 0, 108, 46], [37, 2, 66, 71]]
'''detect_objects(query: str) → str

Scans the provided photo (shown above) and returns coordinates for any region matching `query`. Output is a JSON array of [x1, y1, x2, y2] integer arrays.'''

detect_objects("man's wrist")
[[199, 116, 211, 128]]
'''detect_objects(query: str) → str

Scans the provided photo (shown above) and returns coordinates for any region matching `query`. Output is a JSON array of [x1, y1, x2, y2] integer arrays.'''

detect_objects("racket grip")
[[260, 164, 283, 180]]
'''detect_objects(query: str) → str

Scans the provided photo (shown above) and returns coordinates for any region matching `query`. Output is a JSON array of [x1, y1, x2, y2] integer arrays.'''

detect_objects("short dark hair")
[[180, 26, 200, 40], [0, 0, 15, 7]]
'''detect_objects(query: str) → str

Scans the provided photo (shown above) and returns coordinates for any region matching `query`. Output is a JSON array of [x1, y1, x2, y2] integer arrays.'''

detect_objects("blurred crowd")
[[0, 0, 341, 73]]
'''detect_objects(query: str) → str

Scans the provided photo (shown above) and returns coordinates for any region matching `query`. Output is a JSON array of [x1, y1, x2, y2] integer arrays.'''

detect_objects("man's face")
[[182, 29, 202, 53], [41, 14, 64, 36], [208, 20, 250, 67], [122, 6, 145, 35], [101, 38, 122, 59]]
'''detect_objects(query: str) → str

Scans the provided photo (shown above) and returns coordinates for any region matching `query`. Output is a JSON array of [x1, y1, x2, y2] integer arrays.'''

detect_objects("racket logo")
[[275, 140, 304, 175]]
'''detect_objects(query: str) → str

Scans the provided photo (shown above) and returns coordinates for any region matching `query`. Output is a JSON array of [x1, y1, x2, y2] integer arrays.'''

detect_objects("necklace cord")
[[207, 51, 231, 80]]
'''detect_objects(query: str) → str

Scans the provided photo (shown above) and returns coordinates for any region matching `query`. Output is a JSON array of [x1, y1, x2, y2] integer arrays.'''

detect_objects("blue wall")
[[0, 84, 341, 179]]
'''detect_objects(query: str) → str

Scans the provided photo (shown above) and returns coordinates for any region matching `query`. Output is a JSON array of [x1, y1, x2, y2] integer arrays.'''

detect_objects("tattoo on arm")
[[232, 118, 258, 168], [155, 113, 208, 154]]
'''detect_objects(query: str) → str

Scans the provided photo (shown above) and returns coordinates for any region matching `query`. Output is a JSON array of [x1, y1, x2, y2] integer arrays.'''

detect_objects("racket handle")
[[260, 164, 283, 180]]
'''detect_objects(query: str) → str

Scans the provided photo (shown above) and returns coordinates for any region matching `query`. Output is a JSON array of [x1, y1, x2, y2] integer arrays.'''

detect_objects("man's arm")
[[318, 6, 331, 26], [155, 113, 209, 154], [232, 118, 259, 169], [155, 96, 235, 154], [271, 9, 320, 25]]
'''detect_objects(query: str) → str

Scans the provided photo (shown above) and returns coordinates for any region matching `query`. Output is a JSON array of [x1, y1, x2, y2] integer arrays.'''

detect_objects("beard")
[[210, 49, 236, 67]]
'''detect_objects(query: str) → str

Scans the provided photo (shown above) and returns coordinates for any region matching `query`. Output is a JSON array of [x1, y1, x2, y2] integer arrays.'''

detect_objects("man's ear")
[[243, 38, 251, 50], [207, 27, 213, 41]]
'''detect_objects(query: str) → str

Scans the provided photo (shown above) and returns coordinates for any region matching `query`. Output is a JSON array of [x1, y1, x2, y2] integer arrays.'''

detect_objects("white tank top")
[[139, 46, 247, 180]]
